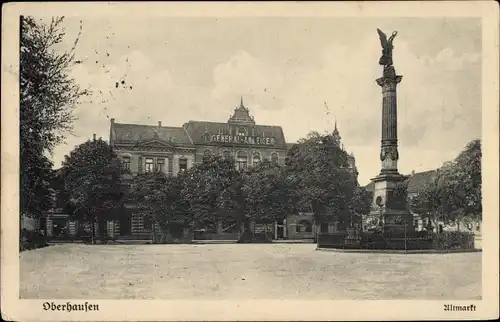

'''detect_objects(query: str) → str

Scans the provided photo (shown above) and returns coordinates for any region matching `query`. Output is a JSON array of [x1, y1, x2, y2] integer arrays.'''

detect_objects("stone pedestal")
[[369, 173, 413, 233]]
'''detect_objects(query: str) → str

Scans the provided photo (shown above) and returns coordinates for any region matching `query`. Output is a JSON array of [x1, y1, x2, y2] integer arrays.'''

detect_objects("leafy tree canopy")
[[286, 132, 358, 224], [410, 139, 482, 225], [242, 160, 294, 223], [20, 16, 86, 217], [181, 154, 243, 230], [130, 172, 188, 228], [61, 139, 124, 224]]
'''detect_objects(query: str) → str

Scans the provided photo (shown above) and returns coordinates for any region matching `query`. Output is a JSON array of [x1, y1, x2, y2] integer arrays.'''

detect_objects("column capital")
[[376, 75, 403, 87]]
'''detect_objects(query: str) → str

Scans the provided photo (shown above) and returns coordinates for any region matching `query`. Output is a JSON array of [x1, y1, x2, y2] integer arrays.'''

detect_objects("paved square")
[[20, 244, 481, 299]]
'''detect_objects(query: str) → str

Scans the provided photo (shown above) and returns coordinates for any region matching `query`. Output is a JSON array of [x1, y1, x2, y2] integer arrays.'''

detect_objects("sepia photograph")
[[2, 1, 499, 321]]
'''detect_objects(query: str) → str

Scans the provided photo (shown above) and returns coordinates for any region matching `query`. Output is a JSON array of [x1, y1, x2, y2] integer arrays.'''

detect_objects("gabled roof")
[[111, 122, 192, 145], [364, 169, 437, 194], [228, 97, 255, 125]]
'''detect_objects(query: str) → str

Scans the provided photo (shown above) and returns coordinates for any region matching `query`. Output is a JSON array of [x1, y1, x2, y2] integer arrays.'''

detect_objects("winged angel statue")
[[377, 29, 398, 66]]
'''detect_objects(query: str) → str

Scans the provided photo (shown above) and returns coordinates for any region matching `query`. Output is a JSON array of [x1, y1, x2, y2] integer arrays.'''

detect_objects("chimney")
[[93, 133, 96, 141], [158, 121, 162, 127], [411, 170, 415, 176]]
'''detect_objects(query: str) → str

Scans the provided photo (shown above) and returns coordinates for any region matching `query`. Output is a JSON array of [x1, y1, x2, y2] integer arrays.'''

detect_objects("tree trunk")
[[91, 215, 96, 244], [433, 212, 438, 234]]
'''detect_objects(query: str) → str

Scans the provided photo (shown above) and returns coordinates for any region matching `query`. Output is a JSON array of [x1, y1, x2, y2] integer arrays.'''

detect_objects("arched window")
[[236, 151, 248, 171], [238, 127, 247, 137], [252, 152, 261, 165], [296, 220, 313, 233], [271, 152, 279, 164]]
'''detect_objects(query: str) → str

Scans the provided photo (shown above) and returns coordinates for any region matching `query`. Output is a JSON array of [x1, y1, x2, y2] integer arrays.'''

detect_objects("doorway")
[[277, 225, 284, 239], [119, 211, 132, 236]]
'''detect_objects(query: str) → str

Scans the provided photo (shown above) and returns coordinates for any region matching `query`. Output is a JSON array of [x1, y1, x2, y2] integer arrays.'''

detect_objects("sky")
[[49, 16, 481, 185]]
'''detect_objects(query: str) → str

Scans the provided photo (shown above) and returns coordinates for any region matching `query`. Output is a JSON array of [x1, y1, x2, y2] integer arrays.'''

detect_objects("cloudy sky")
[[51, 16, 481, 185]]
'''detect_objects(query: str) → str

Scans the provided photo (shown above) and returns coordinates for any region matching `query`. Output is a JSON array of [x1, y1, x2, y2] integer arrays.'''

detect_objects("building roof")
[[182, 120, 287, 147], [228, 97, 256, 125], [285, 143, 297, 152], [110, 98, 288, 148], [111, 122, 193, 145], [406, 170, 437, 194], [365, 169, 437, 195]]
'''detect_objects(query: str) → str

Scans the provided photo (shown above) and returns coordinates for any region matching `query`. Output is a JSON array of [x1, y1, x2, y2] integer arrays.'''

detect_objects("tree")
[[181, 154, 242, 232], [410, 163, 461, 231], [62, 138, 124, 243], [348, 186, 372, 227], [453, 139, 482, 222], [20, 16, 86, 218], [242, 160, 294, 224], [130, 171, 188, 239], [286, 132, 358, 230], [410, 140, 482, 231]]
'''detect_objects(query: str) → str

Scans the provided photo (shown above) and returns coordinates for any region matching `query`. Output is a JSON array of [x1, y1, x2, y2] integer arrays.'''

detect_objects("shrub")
[[432, 231, 475, 249]]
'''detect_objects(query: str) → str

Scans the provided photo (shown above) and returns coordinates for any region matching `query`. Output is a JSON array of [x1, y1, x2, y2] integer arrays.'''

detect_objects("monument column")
[[376, 66, 403, 175], [369, 29, 413, 234]]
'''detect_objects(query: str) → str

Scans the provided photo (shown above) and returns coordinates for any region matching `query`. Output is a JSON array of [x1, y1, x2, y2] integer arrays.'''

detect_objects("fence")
[[317, 230, 475, 251]]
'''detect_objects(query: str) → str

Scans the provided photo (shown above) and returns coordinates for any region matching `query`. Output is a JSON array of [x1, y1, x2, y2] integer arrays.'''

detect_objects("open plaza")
[[20, 243, 481, 300]]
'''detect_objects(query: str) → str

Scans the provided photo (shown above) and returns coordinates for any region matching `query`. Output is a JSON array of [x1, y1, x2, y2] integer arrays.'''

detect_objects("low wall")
[[193, 231, 240, 240], [317, 231, 476, 251]]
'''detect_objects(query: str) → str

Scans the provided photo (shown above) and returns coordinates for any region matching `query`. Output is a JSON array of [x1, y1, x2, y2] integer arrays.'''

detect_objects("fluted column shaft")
[[376, 66, 402, 174]]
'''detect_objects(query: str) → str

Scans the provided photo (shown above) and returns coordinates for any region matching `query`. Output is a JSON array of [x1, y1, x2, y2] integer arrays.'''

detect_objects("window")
[[296, 220, 313, 233], [271, 153, 279, 164], [179, 158, 188, 172], [223, 150, 231, 160], [252, 152, 261, 165], [320, 223, 329, 233], [236, 151, 248, 171], [238, 127, 247, 137], [157, 158, 165, 172], [122, 156, 131, 171], [145, 158, 154, 173]]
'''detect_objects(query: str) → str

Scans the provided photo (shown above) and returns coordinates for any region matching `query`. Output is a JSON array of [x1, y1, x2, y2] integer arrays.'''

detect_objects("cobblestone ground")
[[20, 244, 481, 299]]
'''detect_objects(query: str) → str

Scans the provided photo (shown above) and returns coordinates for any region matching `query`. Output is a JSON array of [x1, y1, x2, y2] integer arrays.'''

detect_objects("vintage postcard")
[[2, 1, 499, 321]]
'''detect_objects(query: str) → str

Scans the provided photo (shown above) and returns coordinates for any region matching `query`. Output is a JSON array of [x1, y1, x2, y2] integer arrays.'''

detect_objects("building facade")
[[31, 99, 358, 241], [110, 98, 288, 178]]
